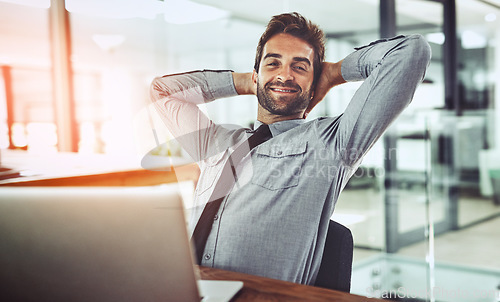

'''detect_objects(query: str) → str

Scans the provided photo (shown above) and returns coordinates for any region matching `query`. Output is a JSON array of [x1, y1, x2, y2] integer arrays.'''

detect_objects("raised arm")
[[150, 70, 242, 162], [318, 34, 431, 166]]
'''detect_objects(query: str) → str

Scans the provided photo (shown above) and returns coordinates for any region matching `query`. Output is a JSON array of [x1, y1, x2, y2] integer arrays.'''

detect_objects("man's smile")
[[270, 87, 299, 93], [267, 81, 302, 95]]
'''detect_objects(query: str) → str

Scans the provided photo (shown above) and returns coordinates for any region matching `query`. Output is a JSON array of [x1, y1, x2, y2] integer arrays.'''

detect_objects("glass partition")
[[337, 1, 500, 301], [456, 0, 500, 227]]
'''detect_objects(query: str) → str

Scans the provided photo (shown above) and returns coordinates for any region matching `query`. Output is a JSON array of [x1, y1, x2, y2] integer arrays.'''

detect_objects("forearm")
[[304, 60, 345, 117], [322, 60, 346, 88], [232, 72, 255, 95], [340, 34, 431, 83], [150, 70, 238, 106]]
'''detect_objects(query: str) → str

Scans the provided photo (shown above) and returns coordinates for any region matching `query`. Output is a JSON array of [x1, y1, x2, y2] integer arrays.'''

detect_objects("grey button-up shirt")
[[150, 34, 431, 285]]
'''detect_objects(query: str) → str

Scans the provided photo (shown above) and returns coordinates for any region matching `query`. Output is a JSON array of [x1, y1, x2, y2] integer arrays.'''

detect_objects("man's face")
[[253, 33, 315, 117]]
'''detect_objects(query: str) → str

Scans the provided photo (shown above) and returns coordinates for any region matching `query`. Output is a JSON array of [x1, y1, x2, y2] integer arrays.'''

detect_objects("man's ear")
[[251, 69, 258, 85]]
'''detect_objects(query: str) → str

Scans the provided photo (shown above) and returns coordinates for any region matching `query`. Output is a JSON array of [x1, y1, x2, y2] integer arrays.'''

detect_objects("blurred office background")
[[1, 0, 499, 301]]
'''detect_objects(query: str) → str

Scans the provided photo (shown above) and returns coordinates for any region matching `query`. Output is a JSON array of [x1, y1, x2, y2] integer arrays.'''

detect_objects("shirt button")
[[204, 254, 211, 260], [277, 151, 282, 156], [214, 214, 219, 221]]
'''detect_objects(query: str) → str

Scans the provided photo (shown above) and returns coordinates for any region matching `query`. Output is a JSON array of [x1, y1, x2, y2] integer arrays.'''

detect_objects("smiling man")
[[150, 12, 431, 285], [254, 33, 316, 121]]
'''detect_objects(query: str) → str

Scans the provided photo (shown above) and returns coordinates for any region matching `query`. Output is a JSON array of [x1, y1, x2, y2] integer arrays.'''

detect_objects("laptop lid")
[[0, 185, 203, 302]]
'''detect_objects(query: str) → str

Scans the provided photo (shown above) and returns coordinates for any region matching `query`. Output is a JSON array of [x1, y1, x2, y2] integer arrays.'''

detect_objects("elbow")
[[150, 76, 170, 102], [406, 34, 432, 73], [150, 77, 160, 102]]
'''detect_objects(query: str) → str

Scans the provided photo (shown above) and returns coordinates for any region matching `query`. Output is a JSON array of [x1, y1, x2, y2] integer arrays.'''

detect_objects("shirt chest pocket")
[[251, 142, 307, 190], [195, 151, 226, 196]]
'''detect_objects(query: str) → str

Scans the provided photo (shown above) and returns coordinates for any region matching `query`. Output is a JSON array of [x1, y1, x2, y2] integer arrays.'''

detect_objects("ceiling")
[[0, 0, 499, 74]]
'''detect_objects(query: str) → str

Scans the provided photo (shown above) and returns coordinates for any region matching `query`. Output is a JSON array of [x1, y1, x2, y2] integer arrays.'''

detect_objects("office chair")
[[314, 220, 353, 292]]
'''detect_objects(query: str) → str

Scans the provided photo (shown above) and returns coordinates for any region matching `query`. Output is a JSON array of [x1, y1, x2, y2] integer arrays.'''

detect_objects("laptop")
[[0, 185, 242, 302]]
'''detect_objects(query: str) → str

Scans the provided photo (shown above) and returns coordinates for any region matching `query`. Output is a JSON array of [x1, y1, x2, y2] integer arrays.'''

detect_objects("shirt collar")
[[254, 119, 306, 137]]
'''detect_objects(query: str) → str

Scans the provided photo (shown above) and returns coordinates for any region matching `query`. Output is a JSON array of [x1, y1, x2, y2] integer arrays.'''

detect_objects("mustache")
[[265, 81, 302, 92]]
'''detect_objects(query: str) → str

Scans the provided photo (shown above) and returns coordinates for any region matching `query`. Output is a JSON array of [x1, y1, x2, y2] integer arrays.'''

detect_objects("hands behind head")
[[232, 62, 345, 119], [303, 60, 345, 119]]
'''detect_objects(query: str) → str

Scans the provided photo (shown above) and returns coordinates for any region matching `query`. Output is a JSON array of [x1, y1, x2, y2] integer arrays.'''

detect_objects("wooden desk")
[[198, 266, 386, 302], [0, 150, 200, 186]]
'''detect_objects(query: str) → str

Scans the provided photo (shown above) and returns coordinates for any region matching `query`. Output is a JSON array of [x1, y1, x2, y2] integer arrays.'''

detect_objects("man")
[[150, 12, 431, 285]]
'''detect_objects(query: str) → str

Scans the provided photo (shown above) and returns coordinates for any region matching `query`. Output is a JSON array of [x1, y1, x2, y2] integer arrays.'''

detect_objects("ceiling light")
[[66, 0, 164, 20], [64, 0, 229, 23], [0, 0, 50, 8], [92, 34, 126, 52], [485, 13, 497, 22], [425, 32, 445, 45], [461, 30, 487, 49], [163, 0, 230, 24]]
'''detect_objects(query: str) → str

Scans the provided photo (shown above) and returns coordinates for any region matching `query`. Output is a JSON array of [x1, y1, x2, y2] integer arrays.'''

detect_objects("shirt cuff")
[[204, 70, 239, 100], [340, 50, 364, 82]]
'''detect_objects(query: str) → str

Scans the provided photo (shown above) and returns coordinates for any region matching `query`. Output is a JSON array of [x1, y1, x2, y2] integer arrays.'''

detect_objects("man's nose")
[[276, 66, 294, 82]]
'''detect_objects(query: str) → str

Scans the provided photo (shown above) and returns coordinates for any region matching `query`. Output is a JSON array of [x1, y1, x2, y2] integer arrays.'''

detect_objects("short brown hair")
[[254, 12, 325, 85]]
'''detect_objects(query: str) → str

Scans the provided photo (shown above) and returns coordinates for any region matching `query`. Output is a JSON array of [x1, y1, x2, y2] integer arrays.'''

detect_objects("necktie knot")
[[249, 124, 272, 149]]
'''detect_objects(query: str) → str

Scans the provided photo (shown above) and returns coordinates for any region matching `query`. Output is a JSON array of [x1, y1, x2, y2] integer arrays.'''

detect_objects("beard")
[[256, 79, 312, 116]]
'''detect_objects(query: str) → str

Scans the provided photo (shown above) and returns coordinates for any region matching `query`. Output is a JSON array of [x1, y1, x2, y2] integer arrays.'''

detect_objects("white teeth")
[[273, 88, 295, 93]]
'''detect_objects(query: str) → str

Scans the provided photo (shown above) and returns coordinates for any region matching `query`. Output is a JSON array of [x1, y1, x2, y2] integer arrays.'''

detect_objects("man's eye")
[[294, 66, 306, 71], [267, 62, 278, 66]]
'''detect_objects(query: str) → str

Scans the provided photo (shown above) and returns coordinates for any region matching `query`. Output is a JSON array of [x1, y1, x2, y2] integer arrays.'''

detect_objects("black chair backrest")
[[314, 220, 353, 292]]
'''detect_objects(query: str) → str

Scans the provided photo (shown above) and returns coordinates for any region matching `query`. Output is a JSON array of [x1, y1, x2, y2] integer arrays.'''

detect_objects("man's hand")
[[232, 72, 255, 95], [303, 60, 346, 118]]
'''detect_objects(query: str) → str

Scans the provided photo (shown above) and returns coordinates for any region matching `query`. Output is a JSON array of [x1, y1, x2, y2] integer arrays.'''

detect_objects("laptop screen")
[[0, 185, 202, 302]]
